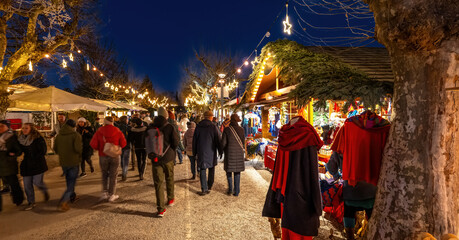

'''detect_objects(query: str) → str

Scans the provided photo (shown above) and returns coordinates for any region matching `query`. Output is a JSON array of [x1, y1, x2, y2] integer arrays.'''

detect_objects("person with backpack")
[[145, 107, 179, 217], [76, 118, 95, 178], [53, 119, 82, 211], [0, 120, 24, 212], [221, 114, 246, 196], [183, 121, 197, 180], [90, 117, 127, 203], [192, 111, 222, 196], [18, 123, 49, 210], [129, 118, 147, 180], [117, 116, 131, 181]]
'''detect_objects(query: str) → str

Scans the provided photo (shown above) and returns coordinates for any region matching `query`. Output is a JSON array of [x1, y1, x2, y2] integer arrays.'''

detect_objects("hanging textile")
[[263, 116, 324, 239], [331, 111, 391, 186]]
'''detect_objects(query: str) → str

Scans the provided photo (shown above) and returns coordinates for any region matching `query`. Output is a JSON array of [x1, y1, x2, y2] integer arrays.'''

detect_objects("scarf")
[[0, 131, 14, 151], [18, 134, 35, 146]]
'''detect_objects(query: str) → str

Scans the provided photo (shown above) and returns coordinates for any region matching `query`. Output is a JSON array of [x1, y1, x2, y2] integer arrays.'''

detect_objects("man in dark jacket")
[[129, 117, 147, 180], [221, 114, 245, 196], [76, 117, 94, 178], [54, 119, 82, 211], [192, 111, 222, 196], [0, 120, 24, 211], [146, 107, 179, 217], [117, 116, 131, 181]]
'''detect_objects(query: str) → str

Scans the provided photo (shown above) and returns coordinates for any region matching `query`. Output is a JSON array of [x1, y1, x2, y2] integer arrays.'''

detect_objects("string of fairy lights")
[[25, 45, 170, 108]]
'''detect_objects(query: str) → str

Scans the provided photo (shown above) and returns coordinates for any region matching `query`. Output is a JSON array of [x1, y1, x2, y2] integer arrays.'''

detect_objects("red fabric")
[[90, 124, 127, 157], [331, 120, 390, 186]]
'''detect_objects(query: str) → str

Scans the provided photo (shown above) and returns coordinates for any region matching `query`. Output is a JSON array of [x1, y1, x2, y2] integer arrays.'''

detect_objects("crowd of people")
[[0, 107, 246, 218]]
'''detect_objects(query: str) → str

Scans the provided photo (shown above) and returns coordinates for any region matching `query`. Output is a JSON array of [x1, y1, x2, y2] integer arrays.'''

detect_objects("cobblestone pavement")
[[0, 156, 345, 240]]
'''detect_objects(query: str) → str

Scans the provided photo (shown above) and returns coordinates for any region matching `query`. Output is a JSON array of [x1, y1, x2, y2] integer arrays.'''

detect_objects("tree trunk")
[[366, 39, 459, 239], [0, 80, 9, 120]]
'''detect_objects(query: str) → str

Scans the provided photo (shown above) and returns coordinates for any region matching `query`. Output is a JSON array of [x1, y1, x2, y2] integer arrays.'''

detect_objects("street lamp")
[[217, 73, 226, 121]]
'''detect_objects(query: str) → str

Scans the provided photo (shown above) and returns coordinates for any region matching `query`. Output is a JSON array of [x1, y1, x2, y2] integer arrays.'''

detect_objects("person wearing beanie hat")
[[158, 107, 168, 119], [0, 119, 24, 210], [77, 117, 95, 177], [90, 115, 127, 203], [53, 118, 82, 211], [193, 110, 223, 196]]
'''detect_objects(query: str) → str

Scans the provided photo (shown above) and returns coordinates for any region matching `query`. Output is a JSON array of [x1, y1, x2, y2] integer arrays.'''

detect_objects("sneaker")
[[167, 199, 175, 207], [108, 195, 119, 202], [24, 203, 35, 211], [157, 209, 166, 218], [79, 172, 87, 178], [99, 192, 109, 202]]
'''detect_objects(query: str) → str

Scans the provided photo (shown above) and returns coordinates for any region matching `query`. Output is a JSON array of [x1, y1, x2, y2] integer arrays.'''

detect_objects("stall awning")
[[8, 86, 107, 112]]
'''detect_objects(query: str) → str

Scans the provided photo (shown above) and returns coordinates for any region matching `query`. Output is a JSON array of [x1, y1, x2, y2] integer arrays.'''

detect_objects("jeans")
[[188, 155, 197, 176], [81, 156, 94, 173], [120, 148, 131, 177], [176, 149, 183, 164], [60, 166, 79, 203], [0, 174, 24, 210], [23, 173, 48, 204], [99, 156, 120, 196], [135, 149, 147, 176], [152, 160, 175, 212], [199, 167, 215, 192], [130, 147, 136, 169], [226, 172, 241, 196]]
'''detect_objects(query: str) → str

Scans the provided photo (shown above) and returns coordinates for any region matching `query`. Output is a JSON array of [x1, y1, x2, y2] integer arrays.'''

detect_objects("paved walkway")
[[0, 156, 344, 239]]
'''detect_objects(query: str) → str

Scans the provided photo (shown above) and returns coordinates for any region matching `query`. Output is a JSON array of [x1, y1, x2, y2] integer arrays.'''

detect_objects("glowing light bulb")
[[28, 61, 33, 71], [100, 73, 104, 77], [93, 67, 97, 71], [77, 50, 81, 53], [86, 63, 89, 71], [237, 68, 241, 73], [45, 54, 50, 58], [244, 61, 249, 66], [69, 53, 74, 61]]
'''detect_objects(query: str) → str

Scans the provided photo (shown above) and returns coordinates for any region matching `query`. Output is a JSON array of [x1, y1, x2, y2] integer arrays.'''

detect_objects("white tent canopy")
[[9, 86, 107, 112]]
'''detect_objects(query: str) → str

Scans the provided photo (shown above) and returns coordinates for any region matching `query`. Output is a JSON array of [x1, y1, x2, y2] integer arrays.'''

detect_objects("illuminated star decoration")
[[283, 15, 292, 35], [62, 59, 67, 68]]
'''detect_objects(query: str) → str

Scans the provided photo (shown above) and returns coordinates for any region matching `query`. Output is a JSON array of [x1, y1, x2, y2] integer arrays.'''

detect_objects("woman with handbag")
[[221, 114, 245, 196], [90, 117, 127, 203]]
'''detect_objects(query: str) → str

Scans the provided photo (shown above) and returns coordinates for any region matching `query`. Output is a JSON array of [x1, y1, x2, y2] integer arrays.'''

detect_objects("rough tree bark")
[[364, 0, 459, 239]]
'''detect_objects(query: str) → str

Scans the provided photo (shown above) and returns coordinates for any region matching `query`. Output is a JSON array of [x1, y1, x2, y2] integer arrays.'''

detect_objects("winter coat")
[[168, 119, 184, 151], [221, 121, 245, 173], [129, 125, 147, 149], [19, 136, 48, 176], [183, 122, 196, 156], [53, 125, 83, 167], [192, 119, 222, 169], [90, 124, 127, 157], [77, 124, 94, 159], [146, 116, 179, 164], [116, 122, 131, 150], [0, 132, 22, 177], [326, 151, 377, 201]]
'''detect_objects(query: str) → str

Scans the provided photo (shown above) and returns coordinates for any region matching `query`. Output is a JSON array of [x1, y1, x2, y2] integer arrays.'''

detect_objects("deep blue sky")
[[99, 0, 379, 92]]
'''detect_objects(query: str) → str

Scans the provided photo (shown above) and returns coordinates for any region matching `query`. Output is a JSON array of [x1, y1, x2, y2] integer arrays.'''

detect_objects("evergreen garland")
[[241, 39, 393, 110]]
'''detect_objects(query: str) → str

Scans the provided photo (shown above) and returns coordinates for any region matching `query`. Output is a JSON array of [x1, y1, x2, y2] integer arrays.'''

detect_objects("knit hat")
[[231, 114, 241, 122], [0, 120, 11, 128], [77, 117, 87, 123], [65, 119, 76, 128], [203, 111, 214, 118], [158, 107, 168, 119], [104, 116, 114, 125]]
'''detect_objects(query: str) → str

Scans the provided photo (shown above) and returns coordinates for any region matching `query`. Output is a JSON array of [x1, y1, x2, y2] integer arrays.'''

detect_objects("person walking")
[[0, 120, 24, 211], [90, 117, 127, 203], [117, 116, 131, 181], [129, 118, 147, 180], [18, 123, 50, 210], [53, 119, 82, 211], [192, 111, 222, 196], [76, 118, 95, 178], [146, 107, 179, 217], [221, 114, 245, 196], [168, 111, 184, 165], [183, 121, 197, 180], [50, 113, 66, 177]]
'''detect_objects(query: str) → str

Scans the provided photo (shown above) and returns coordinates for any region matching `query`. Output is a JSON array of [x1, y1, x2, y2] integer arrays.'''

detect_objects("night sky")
[[99, 0, 380, 92]]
